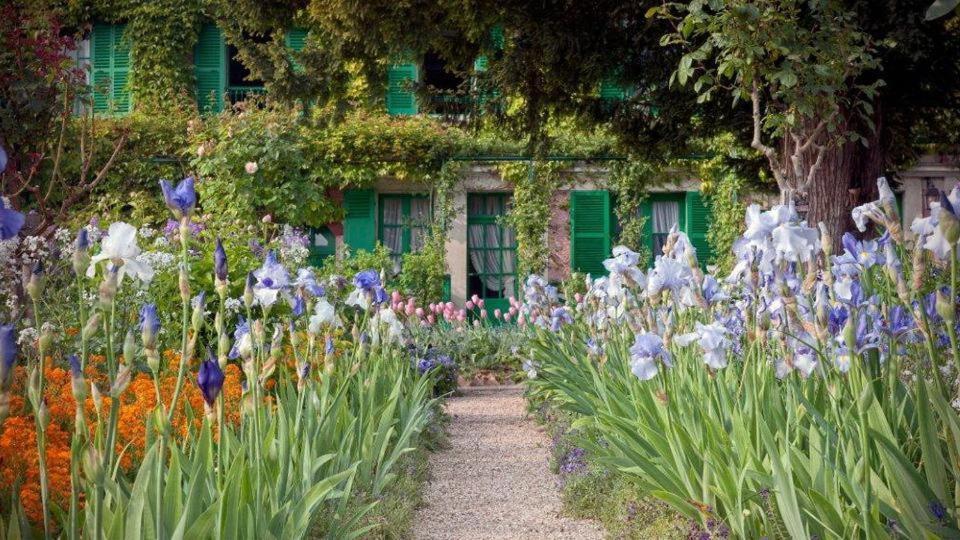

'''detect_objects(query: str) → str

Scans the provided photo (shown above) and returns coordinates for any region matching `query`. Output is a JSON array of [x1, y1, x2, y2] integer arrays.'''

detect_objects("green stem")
[[32, 300, 52, 540]]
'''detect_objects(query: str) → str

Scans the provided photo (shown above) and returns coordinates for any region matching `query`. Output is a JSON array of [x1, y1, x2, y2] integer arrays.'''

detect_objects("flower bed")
[[521, 178, 960, 538], [0, 179, 468, 538]]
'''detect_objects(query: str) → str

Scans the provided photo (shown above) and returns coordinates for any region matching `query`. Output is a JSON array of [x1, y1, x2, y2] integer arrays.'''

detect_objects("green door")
[[466, 193, 517, 318]]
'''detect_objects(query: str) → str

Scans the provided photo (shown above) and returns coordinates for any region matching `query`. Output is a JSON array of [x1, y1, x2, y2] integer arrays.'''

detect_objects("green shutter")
[[599, 70, 631, 101], [386, 63, 418, 115], [685, 191, 712, 268], [570, 190, 611, 276], [285, 28, 308, 51], [343, 189, 376, 252], [195, 24, 226, 114], [91, 24, 131, 114], [285, 28, 308, 74]]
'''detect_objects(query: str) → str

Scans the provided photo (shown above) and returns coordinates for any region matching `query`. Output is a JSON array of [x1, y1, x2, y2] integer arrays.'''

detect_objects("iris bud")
[[38, 326, 52, 357], [146, 349, 160, 374], [82, 446, 104, 483], [938, 192, 960, 245], [110, 364, 132, 398], [936, 288, 956, 323], [842, 318, 857, 353], [0, 393, 9, 424], [37, 399, 50, 431], [90, 383, 103, 416], [153, 406, 170, 436], [244, 272, 256, 308], [818, 222, 832, 258], [72, 229, 90, 276], [191, 292, 206, 332], [98, 270, 118, 308], [27, 366, 41, 408], [123, 330, 136, 364], [217, 334, 230, 368], [26, 261, 43, 301], [179, 263, 191, 302]]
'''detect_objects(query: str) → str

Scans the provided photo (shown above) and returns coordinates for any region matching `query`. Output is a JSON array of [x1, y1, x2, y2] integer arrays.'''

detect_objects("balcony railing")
[[226, 86, 267, 104]]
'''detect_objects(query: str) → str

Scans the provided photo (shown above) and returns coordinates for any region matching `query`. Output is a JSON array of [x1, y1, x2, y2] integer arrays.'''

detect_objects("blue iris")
[[0, 324, 17, 379], [159, 176, 196, 217], [68, 354, 82, 379], [827, 306, 848, 335], [196, 353, 225, 406], [354, 269, 381, 291], [139, 304, 160, 336], [214, 239, 228, 281], [0, 199, 25, 240]]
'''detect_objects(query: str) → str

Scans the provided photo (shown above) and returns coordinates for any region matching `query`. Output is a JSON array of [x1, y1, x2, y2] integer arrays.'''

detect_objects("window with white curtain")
[[651, 200, 679, 257], [379, 194, 431, 273]]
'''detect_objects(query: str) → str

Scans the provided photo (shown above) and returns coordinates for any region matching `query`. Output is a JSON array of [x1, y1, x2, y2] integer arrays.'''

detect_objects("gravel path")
[[411, 385, 604, 540]]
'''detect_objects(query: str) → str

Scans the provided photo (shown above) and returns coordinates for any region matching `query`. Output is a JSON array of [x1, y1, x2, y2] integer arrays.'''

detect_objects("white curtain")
[[410, 197, 431, 252], [382, 198, 403, 272], [467, 196, 515, 295], [652, 201, 679, 256]]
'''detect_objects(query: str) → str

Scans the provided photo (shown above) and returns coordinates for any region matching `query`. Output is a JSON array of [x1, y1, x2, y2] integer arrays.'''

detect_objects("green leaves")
[[529, 322, 960, 538]]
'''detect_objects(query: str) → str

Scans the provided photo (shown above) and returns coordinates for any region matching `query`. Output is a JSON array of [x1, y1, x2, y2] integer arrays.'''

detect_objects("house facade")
[[79, 22, 709, 306], [323, 170, 712, 306], [896, 154, 960, 227]]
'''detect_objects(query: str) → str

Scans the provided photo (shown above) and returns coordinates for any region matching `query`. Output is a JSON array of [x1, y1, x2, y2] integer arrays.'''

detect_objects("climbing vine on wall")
[[500, 160, 564, 276], [97, 0, 203, 114], [607, 159, 669, 265]]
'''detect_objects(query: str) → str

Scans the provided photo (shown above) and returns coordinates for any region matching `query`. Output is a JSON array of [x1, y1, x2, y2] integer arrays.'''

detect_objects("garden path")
[[411, 385, 604, 539]]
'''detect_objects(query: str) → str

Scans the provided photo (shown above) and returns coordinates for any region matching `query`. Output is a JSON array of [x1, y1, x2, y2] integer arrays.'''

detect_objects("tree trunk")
[[806, 137, 856, 248]]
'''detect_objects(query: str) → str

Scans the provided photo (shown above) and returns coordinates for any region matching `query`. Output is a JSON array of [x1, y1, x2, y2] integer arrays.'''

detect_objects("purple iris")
[[929, 500, 947, 522], [549, 307, 573, 332], [159, 177, 196, 218], [0, 199, 25, 240], [294, 268, 324, 297], [827, 306, 848, 335], [0, 324, 17, 380], [354, 269, 381, 291], [883, 306, 915, 338], [291, 293, 306, 318], [214, 239, 228, 281], [139, 304, 160, 338], [196, 353, 225, 406], [325, 336, 335, 356], [245, 271, 257, 292], [68, 354, 82, 379], [254, 251, 289, 289], [75, 228, 89, 250], [373, 286, 388, 305], [833, 233, 882, 276], [229, 318, 250, 359]]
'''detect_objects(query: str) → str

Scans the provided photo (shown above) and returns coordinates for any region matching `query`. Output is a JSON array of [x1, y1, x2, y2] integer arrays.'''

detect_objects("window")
[[226, 33, 268, 103], [642, 193, 685, 258], [467, 194, 517, 309], [651, 200, 680, 255], [422, 51, 465, 92], [379, 194, 431, 273]]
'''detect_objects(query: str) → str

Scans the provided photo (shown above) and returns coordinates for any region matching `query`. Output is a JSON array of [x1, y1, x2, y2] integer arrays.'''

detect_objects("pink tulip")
[[465, 301, 474, 310], [471, 294, 480, 304], [472, 320, 480, 327], [503, 312, 512, 322], [477, 299, 485, 308], [407, 297, 416, 308], [508, 296, 517, 307], [415, 307, 424, 317], [508, 306, 518, 316], [405, 304, 416, 316], [392, 291, 402, 303], [446, 301, 455, 311], [479, 309, 487, 319], [457, 313, 466, 322], [494, 309, 502, 319], [427, 314, 435, 325], [518, 314, 526, 326], [428, 303, 436, 312]]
